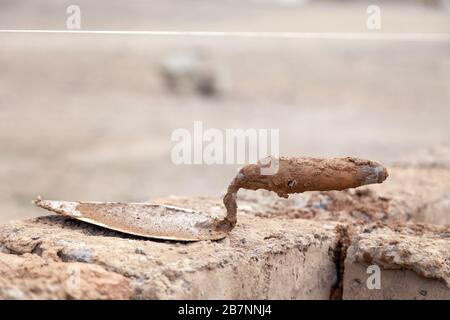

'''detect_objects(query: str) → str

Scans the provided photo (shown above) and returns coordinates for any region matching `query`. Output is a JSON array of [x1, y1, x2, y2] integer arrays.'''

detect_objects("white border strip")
[[0, 30, 449, 42]]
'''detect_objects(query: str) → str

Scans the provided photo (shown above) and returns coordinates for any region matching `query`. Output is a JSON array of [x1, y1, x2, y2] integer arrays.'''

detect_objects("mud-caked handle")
[[221, 156, 388, 229]]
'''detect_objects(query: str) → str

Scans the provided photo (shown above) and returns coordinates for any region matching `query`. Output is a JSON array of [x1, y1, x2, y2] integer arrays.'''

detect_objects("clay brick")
[[343, 223, 450, 300], [0, 207, 339, 299]]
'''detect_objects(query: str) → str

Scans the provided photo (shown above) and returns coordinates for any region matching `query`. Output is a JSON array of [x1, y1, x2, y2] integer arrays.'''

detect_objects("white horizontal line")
[[0, 30, 449, 42]]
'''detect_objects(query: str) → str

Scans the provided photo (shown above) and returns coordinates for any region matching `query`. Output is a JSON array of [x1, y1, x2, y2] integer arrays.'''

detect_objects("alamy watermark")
[[66, 5, 81, 30], [366, 5, 381, 30], [366, 264, 381, 290], [66, 265, 81, 292], [171, 121, 280, 174]]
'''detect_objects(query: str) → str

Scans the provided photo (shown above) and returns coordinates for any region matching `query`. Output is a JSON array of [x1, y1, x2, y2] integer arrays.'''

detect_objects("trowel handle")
[[221, 157, 388, 228]]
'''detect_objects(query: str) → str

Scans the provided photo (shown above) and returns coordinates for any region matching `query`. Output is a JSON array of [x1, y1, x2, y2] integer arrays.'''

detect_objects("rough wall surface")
[[343, 223, 450, 299], [0, 252, 132, 299], [0, 212, 339, 299]]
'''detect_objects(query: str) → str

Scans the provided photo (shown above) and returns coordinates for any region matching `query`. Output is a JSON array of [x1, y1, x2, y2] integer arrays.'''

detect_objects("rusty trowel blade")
[[33, 199, 230, 241]]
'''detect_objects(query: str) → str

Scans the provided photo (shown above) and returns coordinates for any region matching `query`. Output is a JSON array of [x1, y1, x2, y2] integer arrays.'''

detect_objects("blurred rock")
[[159, 50, 231, 97], [422, 0, 450, 10]]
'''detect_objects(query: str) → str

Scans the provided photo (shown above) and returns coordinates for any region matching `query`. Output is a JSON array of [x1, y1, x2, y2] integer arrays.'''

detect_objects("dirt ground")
[[0, 0, 449, 223]]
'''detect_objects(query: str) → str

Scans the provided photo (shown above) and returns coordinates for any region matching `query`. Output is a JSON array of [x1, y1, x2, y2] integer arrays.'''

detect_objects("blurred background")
[[0, 0, 449, 222]]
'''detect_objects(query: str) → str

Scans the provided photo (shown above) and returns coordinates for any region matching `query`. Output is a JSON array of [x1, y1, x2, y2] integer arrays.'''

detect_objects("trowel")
[[34, 156, 388, 241]]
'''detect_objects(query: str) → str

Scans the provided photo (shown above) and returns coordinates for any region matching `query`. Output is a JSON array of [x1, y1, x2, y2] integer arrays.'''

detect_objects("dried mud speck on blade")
[[34, 156, 388, 241]]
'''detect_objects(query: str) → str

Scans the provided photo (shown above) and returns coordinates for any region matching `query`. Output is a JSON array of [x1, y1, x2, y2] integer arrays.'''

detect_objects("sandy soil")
[[0, 1, 449, 222]]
